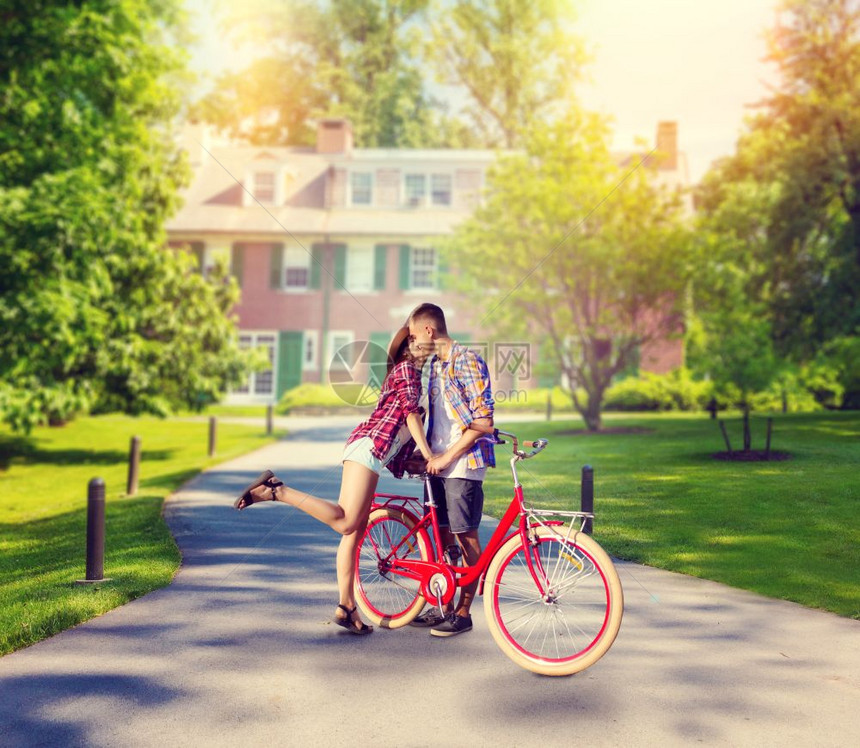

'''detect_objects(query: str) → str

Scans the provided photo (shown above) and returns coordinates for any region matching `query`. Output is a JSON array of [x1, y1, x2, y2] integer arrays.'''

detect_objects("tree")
[[196, 0, 448, 147], [449, 109, 694, 430], [697, 0, 860, 367], [0, 0, 247, 432], [425, 0, 587, 148]]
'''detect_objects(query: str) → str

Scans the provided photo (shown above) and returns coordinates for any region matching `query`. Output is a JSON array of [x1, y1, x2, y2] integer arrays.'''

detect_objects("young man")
[[406, 303, 495, 637]]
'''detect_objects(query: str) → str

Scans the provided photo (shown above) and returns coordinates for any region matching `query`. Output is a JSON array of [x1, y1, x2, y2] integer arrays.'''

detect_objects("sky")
[[183, 0, 781, 184]]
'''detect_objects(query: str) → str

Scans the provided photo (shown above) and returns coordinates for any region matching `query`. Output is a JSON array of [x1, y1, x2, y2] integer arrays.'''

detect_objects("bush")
[[276, 383, 357, 414], [604, 369, 712, 412]]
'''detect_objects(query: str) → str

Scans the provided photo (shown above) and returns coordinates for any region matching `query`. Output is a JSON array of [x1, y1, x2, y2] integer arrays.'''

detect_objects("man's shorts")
[[424, 476, 484, 533]]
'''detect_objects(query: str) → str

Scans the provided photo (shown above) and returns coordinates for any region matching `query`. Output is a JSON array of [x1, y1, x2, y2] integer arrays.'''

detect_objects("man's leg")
[[452, 529, 481, 617]]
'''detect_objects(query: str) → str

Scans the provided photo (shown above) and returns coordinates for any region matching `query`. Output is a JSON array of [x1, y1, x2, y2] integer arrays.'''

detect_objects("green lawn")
[[0, 415, 274, 655], [483, 411, 860, 620]]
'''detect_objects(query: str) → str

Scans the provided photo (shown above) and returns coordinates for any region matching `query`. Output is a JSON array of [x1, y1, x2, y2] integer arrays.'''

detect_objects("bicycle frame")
[[369, 429, 593, 607]]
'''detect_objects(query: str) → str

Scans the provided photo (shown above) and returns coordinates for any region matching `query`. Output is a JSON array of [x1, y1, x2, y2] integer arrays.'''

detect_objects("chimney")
[[656, 121, 678, 171], [317, 119, 353, 155]]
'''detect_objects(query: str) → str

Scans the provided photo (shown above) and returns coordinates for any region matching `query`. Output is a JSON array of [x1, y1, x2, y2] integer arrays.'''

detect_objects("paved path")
[[1, 417, 858, 747]]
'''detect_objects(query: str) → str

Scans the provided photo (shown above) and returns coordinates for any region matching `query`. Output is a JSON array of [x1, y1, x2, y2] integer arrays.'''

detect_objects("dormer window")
[[431, 174, 452, 206], [351, 172, 373, 205], [404, 174, 426, 207], [253, 171, 275, 203]]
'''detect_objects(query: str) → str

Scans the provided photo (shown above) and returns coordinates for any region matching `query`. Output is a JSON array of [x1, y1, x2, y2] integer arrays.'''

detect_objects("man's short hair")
[[408, 303, 448, 335]]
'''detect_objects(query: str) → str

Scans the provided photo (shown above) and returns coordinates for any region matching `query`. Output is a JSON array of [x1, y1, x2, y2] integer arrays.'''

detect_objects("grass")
[[0, 414, 274, 655], [482, 411, 860, 620]]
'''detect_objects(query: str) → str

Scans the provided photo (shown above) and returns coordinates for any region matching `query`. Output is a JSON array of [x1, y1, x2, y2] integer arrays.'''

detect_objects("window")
[[284, 247, 310, 290], [431, 174, 452, 206], [404, 174, 426, 207], [347, 246, 374, 292], [202, 246, 229, 278], [302, 331, 318, 371], [411, 247, 436, 289], [235, 333, 276, 396], [253, 172, 275, 203], [351, 172, 373, 205], [327, 331, 355, 371]]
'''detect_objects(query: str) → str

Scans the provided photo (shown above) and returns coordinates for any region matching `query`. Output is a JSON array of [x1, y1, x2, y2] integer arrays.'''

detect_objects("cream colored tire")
[[483, 527, 623, 676]]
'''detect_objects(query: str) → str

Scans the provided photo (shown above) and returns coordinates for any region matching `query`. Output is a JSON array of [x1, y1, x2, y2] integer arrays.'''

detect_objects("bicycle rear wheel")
[[355, 507, 431, 629], [484, 526, 623, 676]]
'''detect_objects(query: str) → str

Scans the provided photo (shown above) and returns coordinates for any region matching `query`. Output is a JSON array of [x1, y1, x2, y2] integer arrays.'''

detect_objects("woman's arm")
[[406, 410, 433, 460]]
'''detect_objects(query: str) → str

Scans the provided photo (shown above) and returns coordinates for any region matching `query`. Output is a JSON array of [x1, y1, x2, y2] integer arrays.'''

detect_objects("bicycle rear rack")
[[526, 508, 594, 537]]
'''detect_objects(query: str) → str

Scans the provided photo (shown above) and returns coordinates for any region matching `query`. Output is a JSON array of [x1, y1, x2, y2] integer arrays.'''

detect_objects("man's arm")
[[426, 416, 493, 475]]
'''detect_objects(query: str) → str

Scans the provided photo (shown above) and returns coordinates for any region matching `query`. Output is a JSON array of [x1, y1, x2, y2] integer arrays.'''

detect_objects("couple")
[[234, 303, 495, 637]]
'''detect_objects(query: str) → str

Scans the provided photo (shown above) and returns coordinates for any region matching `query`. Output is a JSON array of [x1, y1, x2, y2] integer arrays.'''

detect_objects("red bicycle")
[[354, 427, 624, 676]]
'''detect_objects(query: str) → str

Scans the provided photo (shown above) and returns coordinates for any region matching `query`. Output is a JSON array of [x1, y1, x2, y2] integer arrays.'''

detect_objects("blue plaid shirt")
[[427, 341, 495, 471]]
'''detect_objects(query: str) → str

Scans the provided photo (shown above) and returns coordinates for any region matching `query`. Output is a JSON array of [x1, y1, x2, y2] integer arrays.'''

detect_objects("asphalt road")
[[1, 416, 858, 747]]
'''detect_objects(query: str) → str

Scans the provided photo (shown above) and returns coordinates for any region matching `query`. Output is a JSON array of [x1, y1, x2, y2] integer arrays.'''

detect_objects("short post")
[[765, 417, 773, 460], [208, 416, 217, 457], [718, 419, 733, 455], [266, 404, 273, 435], [126, 435, 141, 496], [546, 390, 553, 422], [581, 465, 594, 535], [76, 478, 109, 584]]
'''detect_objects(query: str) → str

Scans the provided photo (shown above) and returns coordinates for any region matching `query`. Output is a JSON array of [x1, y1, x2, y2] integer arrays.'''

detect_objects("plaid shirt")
[[427, 341, 495, 471], [346, 359, 422, 479]]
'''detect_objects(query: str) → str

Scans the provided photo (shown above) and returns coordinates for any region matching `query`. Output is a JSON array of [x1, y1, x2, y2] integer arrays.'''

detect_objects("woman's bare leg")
[[246, 462, 380, 628], [246, 461, 378, 536]]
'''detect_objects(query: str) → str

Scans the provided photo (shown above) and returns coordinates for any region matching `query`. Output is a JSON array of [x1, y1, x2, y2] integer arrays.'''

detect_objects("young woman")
[[233, 327, 432, 635]]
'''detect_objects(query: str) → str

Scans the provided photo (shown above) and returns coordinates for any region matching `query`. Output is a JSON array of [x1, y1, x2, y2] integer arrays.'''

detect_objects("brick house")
[[167, 119, 689, 405]]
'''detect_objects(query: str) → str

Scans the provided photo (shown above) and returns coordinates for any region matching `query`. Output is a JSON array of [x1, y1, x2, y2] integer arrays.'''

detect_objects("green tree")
[[698, 0, 860, 367], [424, 0, 587, 147], [197, 0, 447, 147], [449, 109, 693, 430], [0, 0, 247, 432]]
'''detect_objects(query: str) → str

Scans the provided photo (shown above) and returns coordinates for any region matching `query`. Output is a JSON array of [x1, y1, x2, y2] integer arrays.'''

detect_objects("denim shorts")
[[424, 476, 484, 533], [343, 431, 405, 475]]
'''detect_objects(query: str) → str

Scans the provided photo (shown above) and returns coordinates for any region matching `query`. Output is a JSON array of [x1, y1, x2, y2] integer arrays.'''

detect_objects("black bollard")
[[126, 435, 141, 496], [208, 416, 217, 457], [266, 404, 273, 435], [76, 478, 109, 584], [581, 465, 594, 535]]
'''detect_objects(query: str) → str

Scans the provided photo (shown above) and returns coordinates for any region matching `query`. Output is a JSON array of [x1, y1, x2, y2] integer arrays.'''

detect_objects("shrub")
[[276, 383, 354, 413], [604, 369, 712, 412]]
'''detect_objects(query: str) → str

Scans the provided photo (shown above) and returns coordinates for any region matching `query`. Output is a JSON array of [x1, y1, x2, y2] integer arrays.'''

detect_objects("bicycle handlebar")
[[465, 424, 549, 458]]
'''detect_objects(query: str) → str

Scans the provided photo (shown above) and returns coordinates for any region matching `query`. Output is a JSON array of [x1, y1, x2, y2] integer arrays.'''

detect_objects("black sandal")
[[233, 470, 284, 510], [334, 604, 373, 635]]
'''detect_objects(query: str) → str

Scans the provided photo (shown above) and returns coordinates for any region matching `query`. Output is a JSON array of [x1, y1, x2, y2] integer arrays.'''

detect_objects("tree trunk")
[[582, 391, 603, 432], [742, 405, 751, 451]]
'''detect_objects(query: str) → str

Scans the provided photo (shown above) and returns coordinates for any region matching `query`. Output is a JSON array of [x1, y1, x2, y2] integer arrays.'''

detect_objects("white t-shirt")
[[429, 359, 486, 481]]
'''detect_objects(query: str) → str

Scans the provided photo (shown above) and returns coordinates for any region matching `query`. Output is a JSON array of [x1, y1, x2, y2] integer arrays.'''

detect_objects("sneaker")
[[430, 613, 473, 637], [409, 606, 446, 628]]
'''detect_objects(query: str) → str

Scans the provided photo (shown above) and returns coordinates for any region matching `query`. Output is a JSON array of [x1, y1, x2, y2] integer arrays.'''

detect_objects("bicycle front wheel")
[[355, 507, 431, 629], [484, 526, 623, 676]]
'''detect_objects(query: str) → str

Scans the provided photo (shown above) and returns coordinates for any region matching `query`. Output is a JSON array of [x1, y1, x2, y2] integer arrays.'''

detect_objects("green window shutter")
[[230, 243, 244, 287], [269, 244, 284, 289], [334, 244, 347, 290], [369, 331, 391, 388], [190, 241, 204, 274], [436, 248, 449, 290], [373, 245, 387, 290], [309, 244, 323, 290], [277, 331, 303, 398], [399, 245, 411, 290]]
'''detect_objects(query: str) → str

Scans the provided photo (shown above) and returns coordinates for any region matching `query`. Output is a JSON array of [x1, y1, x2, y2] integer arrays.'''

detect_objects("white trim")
[[302, 330, 318, 371]]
